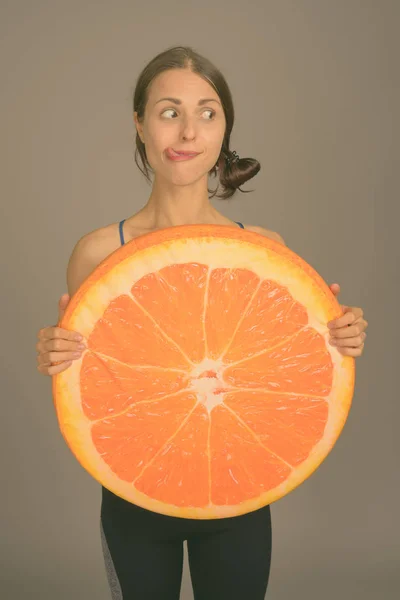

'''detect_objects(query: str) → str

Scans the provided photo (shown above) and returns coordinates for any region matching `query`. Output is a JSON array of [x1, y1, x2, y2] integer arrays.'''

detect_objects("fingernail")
[[329, 338, 336, 345], [75, 334, 83, 341], [78, 344, 86, 350], [73, 352, 82, 357]]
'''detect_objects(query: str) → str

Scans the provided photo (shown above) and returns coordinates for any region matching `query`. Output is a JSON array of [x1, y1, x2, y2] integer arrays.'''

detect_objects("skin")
[[36, 69, 368, 376]]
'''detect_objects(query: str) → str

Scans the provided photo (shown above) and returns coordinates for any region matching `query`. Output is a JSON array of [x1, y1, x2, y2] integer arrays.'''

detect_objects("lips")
[[167, 147, 200, 158]]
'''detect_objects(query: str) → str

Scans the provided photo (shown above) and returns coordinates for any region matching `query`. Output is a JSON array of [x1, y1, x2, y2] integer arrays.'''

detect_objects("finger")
[[38, 350, 84, 366], [37, 326, 55, 341], [53, 327, 85, 342], [330, 322, 367, 339], [329, 283, 341, 296], [37, 361, 73, 376], [38, 326, 84, 343], [335, 343, 365, 357], [328, 307, 363, 329], [352, 315, 366, 325], [351, 306, 363, 319], [329, 332, 366, 347], [36, 339, 77, 355], [37, 337, 86, 355]]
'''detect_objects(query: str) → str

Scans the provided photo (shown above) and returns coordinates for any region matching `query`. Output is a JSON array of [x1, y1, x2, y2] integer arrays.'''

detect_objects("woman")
[[36, 46, 368, 600]]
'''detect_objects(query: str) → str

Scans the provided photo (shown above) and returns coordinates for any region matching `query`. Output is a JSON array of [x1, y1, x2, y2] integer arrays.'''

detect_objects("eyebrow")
[[155, 97, 221, 106]]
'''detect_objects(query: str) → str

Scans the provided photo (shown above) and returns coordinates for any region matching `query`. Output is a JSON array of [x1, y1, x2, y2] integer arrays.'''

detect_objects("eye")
[[161, 108, 216, 120], [161, 109, 178, 119], [203, 109, 216, 120]]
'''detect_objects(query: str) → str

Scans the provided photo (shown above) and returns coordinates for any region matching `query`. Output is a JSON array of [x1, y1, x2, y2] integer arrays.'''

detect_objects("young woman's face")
[[134, 69, 226, 185]]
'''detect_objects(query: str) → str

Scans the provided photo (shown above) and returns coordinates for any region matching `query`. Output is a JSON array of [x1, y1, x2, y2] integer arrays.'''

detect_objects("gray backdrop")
[[1, 1, 398, 599]]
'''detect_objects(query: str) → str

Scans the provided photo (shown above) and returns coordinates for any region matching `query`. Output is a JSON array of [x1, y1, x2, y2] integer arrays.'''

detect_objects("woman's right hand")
[[36, 293, 87, 376]]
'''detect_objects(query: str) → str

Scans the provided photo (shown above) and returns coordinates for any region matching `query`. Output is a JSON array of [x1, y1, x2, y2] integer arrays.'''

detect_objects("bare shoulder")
[[66, 223, 121, 296], [65, 221, 285, 296], [244, 225, 286, 246]]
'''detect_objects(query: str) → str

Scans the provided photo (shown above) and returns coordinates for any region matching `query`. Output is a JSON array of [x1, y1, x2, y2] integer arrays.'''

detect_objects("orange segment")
[[224, 392, 329, 467], [131, 263, 208, 363], [91, 392, 198, 483], [80, 352, 189, 420], [224, 327, 333, 396], [210, 405, 291, 505], [88, 294, 191, 370], [204, 268, 260, 359], [135, 403, 209, 507], [223, 279, 309, 363]]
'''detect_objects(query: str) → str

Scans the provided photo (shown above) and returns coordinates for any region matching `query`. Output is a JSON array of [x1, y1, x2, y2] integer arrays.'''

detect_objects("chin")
[[165, 169, 209, 186], [169, 177, 204, 187]]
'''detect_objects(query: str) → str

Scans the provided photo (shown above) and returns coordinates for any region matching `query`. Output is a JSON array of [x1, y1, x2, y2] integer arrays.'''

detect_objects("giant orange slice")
[[53, 225, 355, 519]]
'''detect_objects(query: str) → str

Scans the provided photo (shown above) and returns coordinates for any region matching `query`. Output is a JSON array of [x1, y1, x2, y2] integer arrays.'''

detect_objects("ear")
[[133, 112, 144, 143]]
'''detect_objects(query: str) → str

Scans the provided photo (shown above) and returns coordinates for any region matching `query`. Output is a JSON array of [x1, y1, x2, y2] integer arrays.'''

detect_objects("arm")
[[67, 232, 105, 296]]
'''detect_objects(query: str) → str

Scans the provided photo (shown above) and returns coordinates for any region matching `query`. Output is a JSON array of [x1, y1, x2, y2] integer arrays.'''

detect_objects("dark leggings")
[[100, 486, 272, 600]]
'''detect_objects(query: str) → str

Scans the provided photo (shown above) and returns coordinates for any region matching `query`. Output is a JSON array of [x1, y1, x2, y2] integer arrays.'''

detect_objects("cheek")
[[207, 124, 226, 152], [147, 124, 167, 148], [143, 131, 169, 165]]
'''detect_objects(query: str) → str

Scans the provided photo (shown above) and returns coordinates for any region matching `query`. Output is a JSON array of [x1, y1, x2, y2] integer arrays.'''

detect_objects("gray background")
[[1, 1, 398, 598]]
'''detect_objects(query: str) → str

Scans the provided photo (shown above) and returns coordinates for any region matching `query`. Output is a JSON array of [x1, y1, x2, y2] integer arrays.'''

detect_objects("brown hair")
[[132, 45, 260, 200]]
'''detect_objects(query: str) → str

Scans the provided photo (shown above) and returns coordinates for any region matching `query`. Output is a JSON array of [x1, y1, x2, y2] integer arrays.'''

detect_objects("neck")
[[139, 174, 220, 228]]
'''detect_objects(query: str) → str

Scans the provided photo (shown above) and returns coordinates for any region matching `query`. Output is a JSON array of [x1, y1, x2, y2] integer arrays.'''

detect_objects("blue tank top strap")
[[119, 219, 126, 246], [235, 221, 244, 229]]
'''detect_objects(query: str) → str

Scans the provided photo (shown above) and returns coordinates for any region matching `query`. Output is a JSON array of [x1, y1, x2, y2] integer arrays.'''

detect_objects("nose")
[[180, 116, 197, 141]]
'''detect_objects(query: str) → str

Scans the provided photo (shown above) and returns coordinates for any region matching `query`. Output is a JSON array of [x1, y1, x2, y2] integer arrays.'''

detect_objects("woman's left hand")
[[327, 283, 368, 357]]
